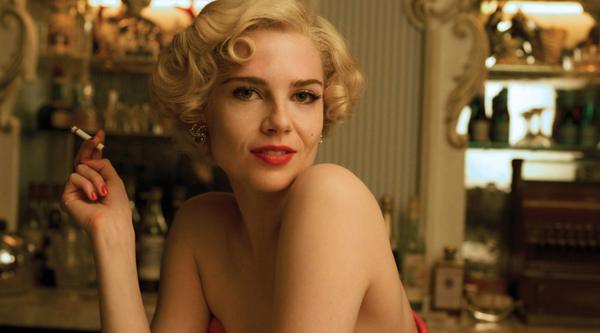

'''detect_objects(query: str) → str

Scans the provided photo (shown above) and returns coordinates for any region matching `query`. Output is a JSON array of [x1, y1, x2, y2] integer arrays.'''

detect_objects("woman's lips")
[[251, 145, 296, 165]]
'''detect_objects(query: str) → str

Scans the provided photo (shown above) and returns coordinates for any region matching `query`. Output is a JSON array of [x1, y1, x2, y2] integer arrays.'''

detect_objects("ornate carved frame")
[[0, 0, 38, 132], [405, 0, 489, 148]]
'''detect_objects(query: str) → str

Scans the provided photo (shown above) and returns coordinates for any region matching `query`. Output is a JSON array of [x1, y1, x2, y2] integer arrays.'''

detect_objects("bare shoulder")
[[291, 163, 371, 197], [273, 165, 399, 332], [287, 163, 382, 226], [282, 162, 390, 263]]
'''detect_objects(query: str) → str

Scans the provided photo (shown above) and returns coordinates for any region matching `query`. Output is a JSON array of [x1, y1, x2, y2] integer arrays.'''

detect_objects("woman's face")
[[204, 29, 324, 193]]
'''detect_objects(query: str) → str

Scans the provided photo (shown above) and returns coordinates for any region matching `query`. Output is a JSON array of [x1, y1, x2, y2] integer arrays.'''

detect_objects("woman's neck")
[[229, 181, 291, 260]]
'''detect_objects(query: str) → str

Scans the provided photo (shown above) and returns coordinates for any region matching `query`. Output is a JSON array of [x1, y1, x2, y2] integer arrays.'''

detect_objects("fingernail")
[[91, 191, 98, 200], [101, 185, 109, 196], [81, 158, 92, 162], [91, 136, 96, 140]]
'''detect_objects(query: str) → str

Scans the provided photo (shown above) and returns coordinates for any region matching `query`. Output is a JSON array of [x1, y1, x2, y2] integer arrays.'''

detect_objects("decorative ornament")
[[190, 122, 209, 143]]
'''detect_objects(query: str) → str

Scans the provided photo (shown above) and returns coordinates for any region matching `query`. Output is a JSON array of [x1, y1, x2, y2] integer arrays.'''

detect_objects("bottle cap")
[[380, 195, 393, 212], [444, 246, 457, 261]]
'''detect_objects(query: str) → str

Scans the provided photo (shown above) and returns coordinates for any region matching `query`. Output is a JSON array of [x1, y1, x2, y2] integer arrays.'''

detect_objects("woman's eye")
[[294, 91, 320, 104], [234, 87, 259, 100]]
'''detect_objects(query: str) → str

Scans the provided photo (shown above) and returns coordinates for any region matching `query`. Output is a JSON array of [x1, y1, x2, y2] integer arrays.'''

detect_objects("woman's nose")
[[261, 100, 293, 134]]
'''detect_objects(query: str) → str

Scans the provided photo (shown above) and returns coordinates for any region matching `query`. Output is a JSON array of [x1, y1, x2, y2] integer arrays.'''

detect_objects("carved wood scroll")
[[0, 0, 38, 132], [405, 0, 489, 148]]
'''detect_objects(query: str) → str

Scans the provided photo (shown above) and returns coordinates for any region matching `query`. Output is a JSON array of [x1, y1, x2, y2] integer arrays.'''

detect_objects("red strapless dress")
[[208, 309, 428, 333]]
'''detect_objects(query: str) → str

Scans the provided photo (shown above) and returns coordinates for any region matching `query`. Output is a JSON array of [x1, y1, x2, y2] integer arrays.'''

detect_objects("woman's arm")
[[61, 133, 210, 333], [273, 163, 407, 333], [62, 132, 149, 332]]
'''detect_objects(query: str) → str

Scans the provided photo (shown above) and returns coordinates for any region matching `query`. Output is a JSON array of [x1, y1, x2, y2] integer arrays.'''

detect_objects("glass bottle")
[[72, 80, 99, 133], [18, 183, 47, 284], [72, 0, 94, 59], [37, 66, 73, 131], [125, 177, 141, 239], [579, 89, 598, 147], [169, 186, 188, 228], [469, 95, 490, 142], [40, 209, 61, 287], [103, 90, 120, 133], [557, 90, 580, 146], [490, 88, 510, 144], [431, 246, 465, 316], [400, 195, 426, 311], [137, 187, 168, 291], [380, 195, 398, 264]]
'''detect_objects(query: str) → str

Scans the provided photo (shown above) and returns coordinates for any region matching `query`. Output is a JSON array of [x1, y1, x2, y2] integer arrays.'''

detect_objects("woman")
[[62, 0, 427, 332]]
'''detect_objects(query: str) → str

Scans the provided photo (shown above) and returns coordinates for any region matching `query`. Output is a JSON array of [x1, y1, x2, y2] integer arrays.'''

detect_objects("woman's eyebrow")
[[292, 79, 323, 88], [220, 76, 267, 86]]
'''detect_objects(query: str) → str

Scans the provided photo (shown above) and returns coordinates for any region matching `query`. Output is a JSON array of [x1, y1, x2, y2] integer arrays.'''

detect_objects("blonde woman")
[[62, 0, 427, 332]]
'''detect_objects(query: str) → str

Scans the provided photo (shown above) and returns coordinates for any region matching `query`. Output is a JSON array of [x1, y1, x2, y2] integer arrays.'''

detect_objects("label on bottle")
[[493, 120, 510, 143], [580, 125, 598, 147], [433, 266, 464, 310], [559, 124, 578, 145], [137, 234, 165, 281], [402, 253, 425, 304], [50, 108, 72, 129], [472, 120, 490, 142]]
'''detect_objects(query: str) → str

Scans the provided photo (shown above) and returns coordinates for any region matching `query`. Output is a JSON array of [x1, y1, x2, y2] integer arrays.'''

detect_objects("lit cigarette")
[[71, 126, 105, 151]]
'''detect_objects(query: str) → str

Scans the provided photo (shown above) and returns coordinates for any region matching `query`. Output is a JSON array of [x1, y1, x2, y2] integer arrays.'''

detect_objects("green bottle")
[[579, 89, 598, 148], [400, 195, 426, 311]]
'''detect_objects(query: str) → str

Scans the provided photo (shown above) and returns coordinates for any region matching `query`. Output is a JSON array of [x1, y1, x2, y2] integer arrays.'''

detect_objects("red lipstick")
[[250, 145, 296, 165]]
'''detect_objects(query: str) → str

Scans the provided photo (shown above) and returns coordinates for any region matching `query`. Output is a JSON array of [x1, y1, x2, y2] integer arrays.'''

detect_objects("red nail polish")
[[91, 191, 98, 200], [101, 185, 109, 196], [81, 158, 92, 162]]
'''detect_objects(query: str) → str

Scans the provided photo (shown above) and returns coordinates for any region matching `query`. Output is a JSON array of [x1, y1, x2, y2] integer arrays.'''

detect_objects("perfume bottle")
[[431, 246, 465, 316]]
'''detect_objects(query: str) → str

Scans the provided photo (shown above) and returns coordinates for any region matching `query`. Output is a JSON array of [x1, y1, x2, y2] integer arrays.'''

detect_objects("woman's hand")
[[61, 130, 132, 238]]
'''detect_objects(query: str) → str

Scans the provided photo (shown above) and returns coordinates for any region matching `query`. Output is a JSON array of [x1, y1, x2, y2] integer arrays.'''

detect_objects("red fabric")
[[412, 309, 428, 333], [209, 311, 427, 333], [208, 317, 226, 333]]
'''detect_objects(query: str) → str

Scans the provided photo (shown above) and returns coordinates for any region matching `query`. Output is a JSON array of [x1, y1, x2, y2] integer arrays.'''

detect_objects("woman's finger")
[[75, 162, 109, 198], [79, 158, 121, 185], [65, 172, 100, 202], [73, 130, 106, 169], [90, 130, 106, 160]]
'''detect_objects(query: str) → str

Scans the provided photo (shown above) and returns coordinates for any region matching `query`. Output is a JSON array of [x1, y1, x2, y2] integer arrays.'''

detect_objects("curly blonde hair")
[[150, 0, 364, 157]]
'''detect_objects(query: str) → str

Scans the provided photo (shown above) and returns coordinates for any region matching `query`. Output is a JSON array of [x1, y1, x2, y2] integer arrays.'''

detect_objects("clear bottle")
[[400, 195, 426, 311], [72, 80, 99, 133], [380, 195, 398, 265], [103, 89, 120, 133], [137, 187, 168, 291], [431, 246, 465, 316], [72, 0, 94, 59]]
